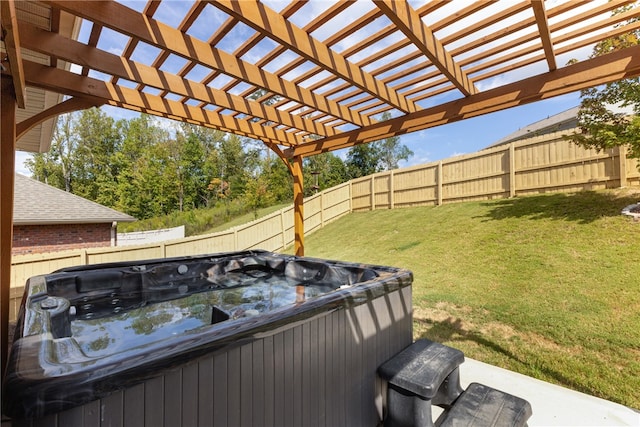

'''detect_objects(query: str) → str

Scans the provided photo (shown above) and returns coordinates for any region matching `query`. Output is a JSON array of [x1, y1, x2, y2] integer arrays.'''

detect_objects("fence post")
[[80, 249, 88, 265], [509, 143, 516, 197], [371, 175, 376, 211], [349, 180, 353, 213], [618, 145, 628, 188], [389, 170, 395, 209], [234, 228, 239, 251], [437, 161, 443, 206], [280, 209, 286, 250], [160, 243, 166, 258], [320, 191, 325, 227]]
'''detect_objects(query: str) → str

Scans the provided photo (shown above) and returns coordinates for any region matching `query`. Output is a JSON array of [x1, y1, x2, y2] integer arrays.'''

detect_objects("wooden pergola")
[[2, 0, 640, 375]]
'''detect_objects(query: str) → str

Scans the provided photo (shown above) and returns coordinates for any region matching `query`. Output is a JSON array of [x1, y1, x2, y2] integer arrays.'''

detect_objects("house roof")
[[13, 174, 136, 225], [487, 106, 580, 148]]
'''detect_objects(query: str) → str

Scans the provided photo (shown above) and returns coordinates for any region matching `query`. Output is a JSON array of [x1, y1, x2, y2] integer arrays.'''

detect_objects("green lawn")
[[293, 189, 640, 409]]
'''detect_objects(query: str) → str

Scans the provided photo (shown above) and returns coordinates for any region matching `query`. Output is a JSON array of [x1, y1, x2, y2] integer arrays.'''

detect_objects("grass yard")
[[295, 189, 640, 409]]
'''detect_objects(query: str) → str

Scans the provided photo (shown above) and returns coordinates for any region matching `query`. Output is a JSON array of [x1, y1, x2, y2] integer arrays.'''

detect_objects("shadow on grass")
[[414, 316, 603, 399], [475, 191, 639, 224]]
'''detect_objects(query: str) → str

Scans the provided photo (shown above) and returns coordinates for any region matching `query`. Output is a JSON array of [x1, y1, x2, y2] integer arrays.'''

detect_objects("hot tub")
[[3, 250, 413, 426]]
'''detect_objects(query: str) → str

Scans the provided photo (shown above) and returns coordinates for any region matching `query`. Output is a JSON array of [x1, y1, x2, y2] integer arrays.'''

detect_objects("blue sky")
[[15, 92, 582, 175], [15, 0, 595, 175], [396, 92, 581, 167]]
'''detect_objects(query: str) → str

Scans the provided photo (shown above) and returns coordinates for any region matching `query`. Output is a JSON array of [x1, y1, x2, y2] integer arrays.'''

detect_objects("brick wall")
[[12, 223, 112, 255]]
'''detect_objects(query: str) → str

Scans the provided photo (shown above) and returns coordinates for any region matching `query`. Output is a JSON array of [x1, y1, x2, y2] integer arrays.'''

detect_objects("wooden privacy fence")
[[9, 131, 639, 319], [7, 183, 352, 320], [351, 131, 638, 211]]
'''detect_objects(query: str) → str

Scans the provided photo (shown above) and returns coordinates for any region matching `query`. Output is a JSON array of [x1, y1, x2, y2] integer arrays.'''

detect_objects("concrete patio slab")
[[460, 358, 640, 426]]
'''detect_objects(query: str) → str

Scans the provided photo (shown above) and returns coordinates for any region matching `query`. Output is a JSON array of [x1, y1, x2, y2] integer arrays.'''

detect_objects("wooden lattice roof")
[[3, 0, 640, 158]]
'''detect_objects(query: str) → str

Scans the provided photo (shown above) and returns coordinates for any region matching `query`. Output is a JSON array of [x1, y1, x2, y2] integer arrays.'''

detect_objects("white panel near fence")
[[117, 225, 185, 246]]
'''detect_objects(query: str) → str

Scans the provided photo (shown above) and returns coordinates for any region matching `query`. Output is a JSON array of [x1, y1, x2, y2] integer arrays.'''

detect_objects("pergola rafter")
[[18, 22, 340, 140], [20, 59, 299, 146], [44, 0, 377, 131], [211, 0, 419, 115], [3, 0, 640, 376], [531, 0, 557, 71], [374, 0, 478, 96]]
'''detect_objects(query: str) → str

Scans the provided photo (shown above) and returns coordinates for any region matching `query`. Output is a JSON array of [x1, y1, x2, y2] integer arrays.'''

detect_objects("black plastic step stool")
[[437, 382, 532, 427], [378, 339, 465, 427]]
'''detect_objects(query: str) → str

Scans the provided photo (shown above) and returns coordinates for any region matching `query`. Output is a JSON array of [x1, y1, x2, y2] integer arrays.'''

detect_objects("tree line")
[[27, 109, 413, 220]]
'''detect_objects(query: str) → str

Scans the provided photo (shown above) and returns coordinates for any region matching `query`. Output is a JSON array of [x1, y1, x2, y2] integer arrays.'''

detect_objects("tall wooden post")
[[509, 143, 516, 197], [1, 76, 17, 379], [389, 170, 395, 209], [292, 156, 304, 256], [437, 161, 443, 206]]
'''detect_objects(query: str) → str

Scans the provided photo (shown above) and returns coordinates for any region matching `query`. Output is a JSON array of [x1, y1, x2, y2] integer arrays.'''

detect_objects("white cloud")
[[100, 105, 140, 122]]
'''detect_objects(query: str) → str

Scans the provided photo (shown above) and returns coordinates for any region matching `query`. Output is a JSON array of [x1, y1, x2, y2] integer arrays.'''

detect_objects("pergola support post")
[[292, 155, 304, 256], [1, 76, 17, 380], [264, 144, 306, 256]]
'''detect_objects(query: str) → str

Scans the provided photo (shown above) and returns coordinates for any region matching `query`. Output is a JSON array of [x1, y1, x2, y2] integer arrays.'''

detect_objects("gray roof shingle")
[[13, 174, 136, 225], [487, 106, 580, 148]]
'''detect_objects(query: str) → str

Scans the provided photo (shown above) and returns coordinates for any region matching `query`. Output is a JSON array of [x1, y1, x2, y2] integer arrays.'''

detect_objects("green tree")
[[217, 134, 260, 200], [137, 137, 180, 217], [345, 143, 382, 178], [113, 114, 160, 217], [169, 129, 206, 212], [375, 113, 414, 170], [25, 151, 63, 187], [72, 108, 121, 205], [26, 112, 74, 190], [303, 153, 348, 196], [568, 7, 640, 164], [114, 116, 181, 219], [244, 174, 275, 219], [184, 125, 226, 208], [261, 156, 293, 202]]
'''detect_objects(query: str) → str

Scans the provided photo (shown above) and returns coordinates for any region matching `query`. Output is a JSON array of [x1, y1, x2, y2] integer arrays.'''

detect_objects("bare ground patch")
[[413, 303, 577, 354]]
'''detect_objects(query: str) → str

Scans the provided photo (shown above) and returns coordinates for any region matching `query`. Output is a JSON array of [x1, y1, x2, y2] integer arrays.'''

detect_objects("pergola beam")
[[374, 0, 478, 96], [0, 0, 26, 108], [287, 44, 640, 158], [211, 0, 418, 115], [17, 96, 105, 140], [20, 60, 299, 147], [43, 0, 375, 129], [18, 21, 339, 140]]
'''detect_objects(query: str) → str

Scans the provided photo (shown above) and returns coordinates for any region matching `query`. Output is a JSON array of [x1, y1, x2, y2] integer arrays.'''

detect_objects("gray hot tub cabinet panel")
[[13, 286, 412, 427]]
